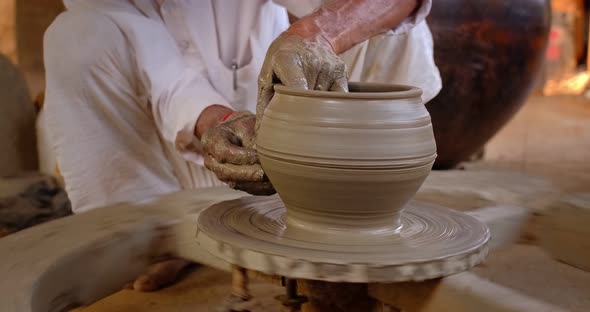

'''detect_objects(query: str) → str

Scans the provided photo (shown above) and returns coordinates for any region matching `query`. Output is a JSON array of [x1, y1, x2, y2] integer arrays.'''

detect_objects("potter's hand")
[[201, 111, 275, 196], [256, 0, 421, 131], [256, 33, 348, 131]]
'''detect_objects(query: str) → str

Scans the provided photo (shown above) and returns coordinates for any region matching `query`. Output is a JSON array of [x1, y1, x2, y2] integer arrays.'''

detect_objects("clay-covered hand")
[[201, 112, 275, 196], [256, 33, 348, 131], [256, 0, 423, 130]]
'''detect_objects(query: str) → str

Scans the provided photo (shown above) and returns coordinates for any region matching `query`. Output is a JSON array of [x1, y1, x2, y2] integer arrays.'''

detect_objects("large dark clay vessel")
[[426, 0, 550, 169]]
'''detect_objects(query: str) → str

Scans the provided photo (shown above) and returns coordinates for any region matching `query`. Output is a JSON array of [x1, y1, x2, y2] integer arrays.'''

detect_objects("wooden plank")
[[473, 244, 590, 311], [369, 272, 567, 312], [539, 193, 590, 272]]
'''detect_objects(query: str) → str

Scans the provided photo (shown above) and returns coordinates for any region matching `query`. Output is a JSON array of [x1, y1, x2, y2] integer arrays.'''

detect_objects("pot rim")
[[274, 82, 423, 99]]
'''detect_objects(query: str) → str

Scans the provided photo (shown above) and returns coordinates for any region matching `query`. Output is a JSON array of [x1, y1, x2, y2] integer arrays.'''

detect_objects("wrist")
[[285, 4, 357, 55], [285, 0, 419, 55], [284, 16, 339, 53], [220, 111, 234, 122], [195, 105, 233, 139]]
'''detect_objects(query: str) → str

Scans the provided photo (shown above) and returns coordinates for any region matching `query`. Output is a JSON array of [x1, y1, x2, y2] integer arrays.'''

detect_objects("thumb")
[[273, 54, 309, 90], [256, 83, 274, 134], [330, 76, 349, 92]]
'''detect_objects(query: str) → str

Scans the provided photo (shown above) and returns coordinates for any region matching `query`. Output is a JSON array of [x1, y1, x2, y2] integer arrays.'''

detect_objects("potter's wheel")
[[197, 195, 489, 283]]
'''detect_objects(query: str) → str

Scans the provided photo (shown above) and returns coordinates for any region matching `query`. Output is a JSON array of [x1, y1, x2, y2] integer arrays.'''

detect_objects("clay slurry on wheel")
[[256, 83, 436, 231], [196, 196, 490, 283], [196, 82, 489, 282]]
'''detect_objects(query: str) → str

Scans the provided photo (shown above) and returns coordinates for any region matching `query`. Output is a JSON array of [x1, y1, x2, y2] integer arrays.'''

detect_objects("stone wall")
[[0, 0, 65, 96], [0, 54, 37, 175], [16, 0, 65, 97], [0, 0, 63, 175]]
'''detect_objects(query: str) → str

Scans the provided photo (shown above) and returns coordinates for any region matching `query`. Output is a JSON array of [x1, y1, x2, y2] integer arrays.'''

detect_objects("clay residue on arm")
[[287, 0, 418, 54]]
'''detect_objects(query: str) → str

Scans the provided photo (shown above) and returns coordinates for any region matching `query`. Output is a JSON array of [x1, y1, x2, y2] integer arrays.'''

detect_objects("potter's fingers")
[[205, 155, 263, 182], [256, 83, 274, 133], [232, 115, 257, 149], [203, 154, 221, 180], [329, 76, 349, 92], [273, 53, 309, 90], [202, 128, 258, 165], [230, 181, 276, 196], [257, 64, 274, 103], [314, 62, 334, 91], [205, 155, 265, 182], [256, 55, 276, 125]]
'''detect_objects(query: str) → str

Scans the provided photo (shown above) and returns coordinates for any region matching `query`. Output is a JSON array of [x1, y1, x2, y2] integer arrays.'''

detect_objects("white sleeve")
[[340, 22, 442, 103], [44, 11, 192, 211], [273, 0, 431, 34], [390, 0, 432, 35], [272, 0, 323, 18], [274, 0, 440, 102], [43, 9, 228, 211], [111, 14, 231, 157]]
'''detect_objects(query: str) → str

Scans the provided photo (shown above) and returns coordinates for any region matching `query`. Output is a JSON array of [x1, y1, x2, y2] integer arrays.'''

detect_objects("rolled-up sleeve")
[[274, 0, 431, 35], [274, 0, 441, 103], [389, 0, 431, 35]]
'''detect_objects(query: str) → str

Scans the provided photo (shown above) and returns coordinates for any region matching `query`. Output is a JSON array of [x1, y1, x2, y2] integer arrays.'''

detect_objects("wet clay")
[[197, 82, 489, 283], [256, 34, 347, 133], [196, 195, 489, 283], [256, 82, 436, 231]]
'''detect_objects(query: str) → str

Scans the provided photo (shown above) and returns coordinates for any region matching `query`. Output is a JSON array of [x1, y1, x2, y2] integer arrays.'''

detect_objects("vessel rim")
[[274, 82, 423, 99]]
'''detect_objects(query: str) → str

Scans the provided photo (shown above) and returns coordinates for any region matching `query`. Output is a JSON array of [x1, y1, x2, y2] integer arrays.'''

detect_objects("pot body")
[[257, 83, 436, 232], [426, 0, 551, 168]]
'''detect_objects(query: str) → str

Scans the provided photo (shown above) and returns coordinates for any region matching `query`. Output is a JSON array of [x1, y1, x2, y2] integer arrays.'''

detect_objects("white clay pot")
[[257, 82, 436, 233]]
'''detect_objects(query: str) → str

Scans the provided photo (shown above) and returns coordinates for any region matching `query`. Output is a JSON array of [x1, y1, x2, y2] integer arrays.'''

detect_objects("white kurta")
[[43, 0, 441, 213]]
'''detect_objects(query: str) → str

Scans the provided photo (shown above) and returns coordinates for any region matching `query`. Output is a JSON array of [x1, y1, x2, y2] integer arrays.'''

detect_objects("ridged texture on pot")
[[196, 196, 490, 283], [257, 83, 436, 232]]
